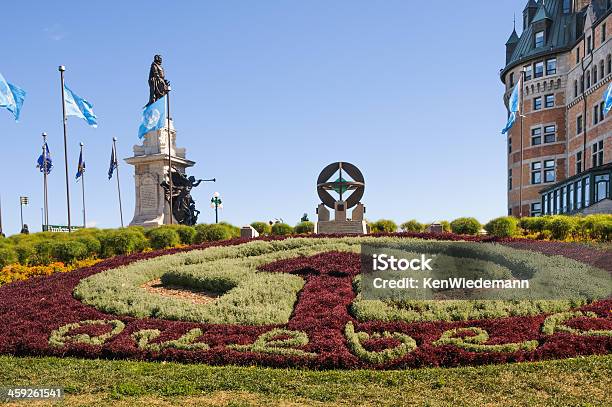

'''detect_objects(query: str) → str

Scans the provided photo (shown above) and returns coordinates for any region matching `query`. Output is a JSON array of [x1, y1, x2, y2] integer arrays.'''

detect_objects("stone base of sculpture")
[[125, 119, 195, 227], [315, 202, 367, 235]]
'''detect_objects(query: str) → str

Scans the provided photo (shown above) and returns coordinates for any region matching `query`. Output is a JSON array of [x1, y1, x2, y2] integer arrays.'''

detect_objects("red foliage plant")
[[0, 235, 610, 370]]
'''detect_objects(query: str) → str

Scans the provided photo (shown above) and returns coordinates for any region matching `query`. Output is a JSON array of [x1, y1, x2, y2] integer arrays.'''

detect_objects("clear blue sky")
[[0, 1, 523, 234]]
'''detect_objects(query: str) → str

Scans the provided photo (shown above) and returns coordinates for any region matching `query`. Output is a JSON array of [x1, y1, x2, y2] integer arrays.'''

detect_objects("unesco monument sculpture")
[[126, 55, 207, 227], [315, 162, 367, 234]]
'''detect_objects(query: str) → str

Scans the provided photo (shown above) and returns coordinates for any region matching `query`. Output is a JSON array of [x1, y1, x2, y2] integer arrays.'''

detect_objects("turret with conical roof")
[[523, 0, 539, 30], [505, 27, 520, 64]]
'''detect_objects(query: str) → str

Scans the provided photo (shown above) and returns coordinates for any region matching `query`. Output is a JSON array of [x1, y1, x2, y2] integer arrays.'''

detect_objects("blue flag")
[[108, 145, 117, 180], [138, 96, 167, 139], [76, 150, 85, 180], [604, 82, 612, 116], [64, 84, 98, 127], [501, 78, 521, 134], [0, 72, 26, 121], [37, 143, 53, 175]]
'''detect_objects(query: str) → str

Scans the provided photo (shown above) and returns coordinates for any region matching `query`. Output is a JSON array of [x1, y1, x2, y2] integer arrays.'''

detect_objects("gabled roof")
[[532, 3, 553, 22]]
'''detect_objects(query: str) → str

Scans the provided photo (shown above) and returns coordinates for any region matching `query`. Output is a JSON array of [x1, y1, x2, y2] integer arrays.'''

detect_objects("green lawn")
[[1, 355, 610, 406]]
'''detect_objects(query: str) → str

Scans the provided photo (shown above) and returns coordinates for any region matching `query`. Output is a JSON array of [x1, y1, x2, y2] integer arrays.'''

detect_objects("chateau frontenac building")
[[501, 0, 612, 216]]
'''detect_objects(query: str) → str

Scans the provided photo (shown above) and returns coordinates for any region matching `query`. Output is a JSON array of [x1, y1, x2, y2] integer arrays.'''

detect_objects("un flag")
[[138, 96, 167, 139]]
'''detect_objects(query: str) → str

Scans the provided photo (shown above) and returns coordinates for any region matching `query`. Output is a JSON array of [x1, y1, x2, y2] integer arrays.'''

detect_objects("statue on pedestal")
[[148, 54, 170, 106]]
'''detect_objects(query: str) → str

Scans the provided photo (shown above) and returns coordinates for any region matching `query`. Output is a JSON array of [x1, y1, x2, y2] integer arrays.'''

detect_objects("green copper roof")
[[506, 29, 519, 45], [532, 3, 553, 22]]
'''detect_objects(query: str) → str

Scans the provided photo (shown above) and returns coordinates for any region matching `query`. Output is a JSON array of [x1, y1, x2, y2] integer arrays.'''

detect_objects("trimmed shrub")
[[250, 222, 272, 236], [294, 221, 315, 234], [578, 214, 612, 241], [370, 220, 398, 233], [400, 220, 424, 233], [450, 217, 481, 235], [32, 241, 55, 266], [0, 247, 17, 268], [147, 227, 181, 250], [271, 223, 294, 236], [194, 224, 233, 243], [484, 216, 518, 238], [76, 235, 102, 258], [14, 243, 36, 266], [219, 222, 241, 238], [51, 241, 88, 264], [439, 221, 451, 232], [519, 216, 551, 234], [99, 228, 148, 257], [548, 216, 578, 240], [169, 225, 196, 245]]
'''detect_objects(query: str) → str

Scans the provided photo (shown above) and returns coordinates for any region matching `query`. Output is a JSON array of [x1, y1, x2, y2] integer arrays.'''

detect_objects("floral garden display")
[[0, 234, 610, 370]]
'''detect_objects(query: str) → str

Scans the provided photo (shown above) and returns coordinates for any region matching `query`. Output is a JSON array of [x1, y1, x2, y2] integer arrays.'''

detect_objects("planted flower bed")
[[0, 235, 610, 370]]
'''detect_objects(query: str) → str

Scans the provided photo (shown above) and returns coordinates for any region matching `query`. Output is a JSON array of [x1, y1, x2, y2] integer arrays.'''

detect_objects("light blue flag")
[[64, 84, 97, 127], [501, 80, 520, 134], [0, 72, 26, 121], [604, 82, 612, 115], [138, 96, 167, 139]]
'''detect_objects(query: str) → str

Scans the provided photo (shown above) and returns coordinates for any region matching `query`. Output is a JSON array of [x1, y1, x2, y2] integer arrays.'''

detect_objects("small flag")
[[37, 143, 53, 175], [138, 95, 166, 139], [76, 150, 85, 181], [0, 72, 26, 121], [501, 77, 521, 134], [108, 145, 117, 180], [64, 84, 97, 127], [604, 82, 612, 115]]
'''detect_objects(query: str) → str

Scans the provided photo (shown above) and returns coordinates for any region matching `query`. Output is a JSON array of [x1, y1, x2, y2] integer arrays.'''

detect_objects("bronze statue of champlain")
[[148, 54, 170, 106]]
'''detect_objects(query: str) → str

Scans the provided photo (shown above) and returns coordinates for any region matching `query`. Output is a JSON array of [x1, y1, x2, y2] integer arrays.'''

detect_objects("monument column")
[[125, 119, 195, 227]]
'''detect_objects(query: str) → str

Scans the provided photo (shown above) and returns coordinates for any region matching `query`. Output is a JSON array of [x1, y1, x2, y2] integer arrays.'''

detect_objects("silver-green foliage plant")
[[432, 327, 538, 352], [229, 328, 317, 357], [49, 319, 125, 347], [344, 321, 417, 363]]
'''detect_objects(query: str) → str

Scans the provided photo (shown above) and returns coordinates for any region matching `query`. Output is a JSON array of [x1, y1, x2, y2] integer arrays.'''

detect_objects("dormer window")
[[535, 31, 544, 48]]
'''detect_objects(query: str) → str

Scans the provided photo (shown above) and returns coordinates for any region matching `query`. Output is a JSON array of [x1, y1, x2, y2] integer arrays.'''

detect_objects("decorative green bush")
[[484, 216, 518, 238], [99, 228, 148, 257], [294, 221, 315, 234], [51, 241, 88, 264], [0, 247, 17, 268], [162, 225, 197, 245], [370, 220, 397, 233], [450, 217, 481, 235], [14, 243, 35, 266], [400, 220, 425, 233], [250, 222, 272, 236], [75, 235, 102, 259], [147, 227, 181, 250], [194, 224, 233, 243], [548, 216, 578, 240], [271, 223, 293, 236]]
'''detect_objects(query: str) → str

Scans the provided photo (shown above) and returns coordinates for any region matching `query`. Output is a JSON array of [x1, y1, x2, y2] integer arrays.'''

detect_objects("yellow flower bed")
[[0, 259, 101, 286]]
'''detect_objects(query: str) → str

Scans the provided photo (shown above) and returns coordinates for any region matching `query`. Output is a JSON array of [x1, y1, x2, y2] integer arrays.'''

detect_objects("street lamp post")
[[210, 192, 223, 224], [19, 196, 29, 231]]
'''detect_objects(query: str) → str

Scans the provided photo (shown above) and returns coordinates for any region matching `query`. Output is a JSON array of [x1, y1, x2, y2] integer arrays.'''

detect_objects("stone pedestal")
[[125, 119, 195, 228], [316, 203, 367, 235]]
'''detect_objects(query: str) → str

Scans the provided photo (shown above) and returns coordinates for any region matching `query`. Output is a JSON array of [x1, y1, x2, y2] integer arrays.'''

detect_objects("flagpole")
[[0, 195, 3, 236], [59, 65, 72, 233], [166, 87, 173, 225], [113, 137, 124, 227], [42, 132, 49, 230], [519, 70, 524, 218], [80, 142, 86, 228]]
